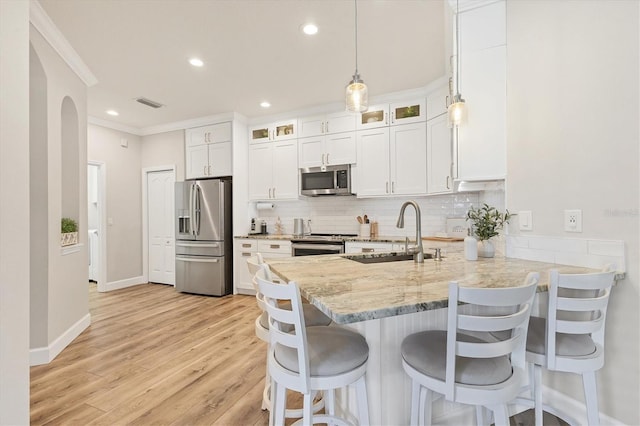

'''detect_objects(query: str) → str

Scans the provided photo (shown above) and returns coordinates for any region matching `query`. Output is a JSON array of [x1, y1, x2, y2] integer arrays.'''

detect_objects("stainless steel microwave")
[[300, 164, 352, 196]]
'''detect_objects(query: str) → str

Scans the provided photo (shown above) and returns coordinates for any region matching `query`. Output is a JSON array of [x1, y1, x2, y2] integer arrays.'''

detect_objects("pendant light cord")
[[354, 0, 359, 76], [455, 0, 460, 95]]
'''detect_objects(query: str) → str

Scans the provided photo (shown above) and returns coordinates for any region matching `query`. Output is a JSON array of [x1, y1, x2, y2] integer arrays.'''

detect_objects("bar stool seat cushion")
[[275, 326, 369, 376], [402, 330, 512, 386], [526, 316, 597, 357]]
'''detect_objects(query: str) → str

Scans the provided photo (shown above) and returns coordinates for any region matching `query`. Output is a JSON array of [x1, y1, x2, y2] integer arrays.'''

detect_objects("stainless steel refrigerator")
[[175, 178, 232, 296]]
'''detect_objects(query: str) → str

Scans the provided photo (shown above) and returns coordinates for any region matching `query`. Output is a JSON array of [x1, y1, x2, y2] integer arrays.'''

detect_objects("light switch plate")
[[519, 211, 532, 231]]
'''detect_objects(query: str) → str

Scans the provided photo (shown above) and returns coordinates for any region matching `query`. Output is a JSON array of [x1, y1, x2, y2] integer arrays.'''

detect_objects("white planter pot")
[[477, 239, 495, 258], [61, 231, 78, 247]]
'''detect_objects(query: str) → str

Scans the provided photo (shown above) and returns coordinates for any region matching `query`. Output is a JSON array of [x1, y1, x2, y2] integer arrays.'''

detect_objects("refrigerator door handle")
[[176, 255, 219, 263], [194, 184, 201, 236], [175, 242, 220, 248], [188, 183, 195, 236]]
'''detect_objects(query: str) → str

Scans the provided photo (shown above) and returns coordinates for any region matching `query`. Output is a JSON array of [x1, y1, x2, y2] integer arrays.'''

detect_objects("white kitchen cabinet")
[[298, 111, 356, 138], [426, 83, 451, 120], [185, 122, 233, 179], [356, 99, 426, 130], [248, 140, 298, 200], [249, 119, 297, 143], [298, 132, 356, 168], [257, 240, 292, 284], [427, 113, 453, 195], [234, 239, 257, 294], [455, 0, 506, 181], [356, 123, 427, 197], [345, 241, 395, 254]]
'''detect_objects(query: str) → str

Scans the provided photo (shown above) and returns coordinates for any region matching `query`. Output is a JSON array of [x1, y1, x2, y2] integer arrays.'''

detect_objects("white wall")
[[506, 1, 639, 423], [141, 130, 184, 181], [0, 0, 30, 422], [29, 24, 90, 359], [88, 124, 143, 283]]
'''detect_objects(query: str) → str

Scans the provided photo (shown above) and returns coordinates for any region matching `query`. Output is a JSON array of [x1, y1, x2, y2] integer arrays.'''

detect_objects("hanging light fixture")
[[448, 0, 467, 126], [346, 0, 368, 112]]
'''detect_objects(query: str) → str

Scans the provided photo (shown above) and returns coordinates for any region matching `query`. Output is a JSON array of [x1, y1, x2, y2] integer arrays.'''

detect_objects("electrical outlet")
[[564, 209, 582, 232]]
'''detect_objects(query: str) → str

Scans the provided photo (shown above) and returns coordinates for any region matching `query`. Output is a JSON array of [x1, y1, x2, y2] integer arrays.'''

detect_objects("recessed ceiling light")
[[189, 58, 204, 67], [106, 110, 119, 116], [302, 23, 318, 35], [260, 101, 271, 108]]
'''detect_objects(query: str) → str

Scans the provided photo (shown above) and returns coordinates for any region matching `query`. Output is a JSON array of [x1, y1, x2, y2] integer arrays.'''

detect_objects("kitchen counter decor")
[[61, 217, 78, 246], [466, 203, 511, 257]]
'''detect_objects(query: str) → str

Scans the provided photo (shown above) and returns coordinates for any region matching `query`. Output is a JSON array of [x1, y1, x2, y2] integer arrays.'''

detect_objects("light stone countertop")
[[265, 252, 602, 324], [235, 234, 462, 244]]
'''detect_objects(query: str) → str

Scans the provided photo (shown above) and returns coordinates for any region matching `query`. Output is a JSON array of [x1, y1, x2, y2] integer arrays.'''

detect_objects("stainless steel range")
[[290, 233, 357, 256]]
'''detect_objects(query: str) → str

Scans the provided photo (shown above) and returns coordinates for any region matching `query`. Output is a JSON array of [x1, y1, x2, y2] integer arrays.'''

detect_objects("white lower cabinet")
[[345, 241, 405, 254], [234, 239, 293, 294], [356, 122, 427, 197], [248, 141, 298, 200], [234, 239, 257, 294]]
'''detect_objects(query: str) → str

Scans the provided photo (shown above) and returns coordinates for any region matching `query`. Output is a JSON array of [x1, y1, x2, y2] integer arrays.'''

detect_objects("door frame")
[[142, 165, 176, 284], [88, 160, 108, 292]]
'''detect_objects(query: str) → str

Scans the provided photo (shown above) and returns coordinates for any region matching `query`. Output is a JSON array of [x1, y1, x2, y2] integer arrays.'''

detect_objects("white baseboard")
[[431, 386, 623, 425], [104, 275, 145, 291], [30, 313, 91, 366]]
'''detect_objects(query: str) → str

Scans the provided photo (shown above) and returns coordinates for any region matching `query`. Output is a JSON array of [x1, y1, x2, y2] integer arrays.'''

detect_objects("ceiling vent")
[[135, 97, 164, 109]]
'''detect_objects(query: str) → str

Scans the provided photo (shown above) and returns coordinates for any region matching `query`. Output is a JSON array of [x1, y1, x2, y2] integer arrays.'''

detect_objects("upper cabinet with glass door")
[[249, 118, 298, 143], [356, 99, 426, 130]]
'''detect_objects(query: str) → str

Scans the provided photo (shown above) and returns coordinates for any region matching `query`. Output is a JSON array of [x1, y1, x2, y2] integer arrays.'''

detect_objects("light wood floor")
[[31, 283, 565, 425]]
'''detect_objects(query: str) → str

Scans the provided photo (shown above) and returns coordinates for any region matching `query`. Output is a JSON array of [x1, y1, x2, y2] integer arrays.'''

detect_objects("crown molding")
[[140, 111, 242, 136], [88, 117, 143, 136], [30, 0, 98, 87]]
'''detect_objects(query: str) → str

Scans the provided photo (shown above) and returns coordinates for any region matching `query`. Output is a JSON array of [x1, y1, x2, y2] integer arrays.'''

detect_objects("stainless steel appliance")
[[175, 178, 232, 296], [300, 164, 352, 196], [291, 233, 357, 256]]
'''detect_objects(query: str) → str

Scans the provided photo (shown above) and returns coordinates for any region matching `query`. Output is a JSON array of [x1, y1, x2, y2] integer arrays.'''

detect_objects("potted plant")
[[466, 204, 511, 258], [61, 217, 78, 246]]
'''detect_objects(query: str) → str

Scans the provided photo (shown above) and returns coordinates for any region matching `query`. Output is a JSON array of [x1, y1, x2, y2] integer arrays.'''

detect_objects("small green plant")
[[466, 204, 511, 241], [61, 217, 78, 233]]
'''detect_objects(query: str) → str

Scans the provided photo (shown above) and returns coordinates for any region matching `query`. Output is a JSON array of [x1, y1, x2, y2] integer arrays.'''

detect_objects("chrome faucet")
[[396, 200, 424, 263]]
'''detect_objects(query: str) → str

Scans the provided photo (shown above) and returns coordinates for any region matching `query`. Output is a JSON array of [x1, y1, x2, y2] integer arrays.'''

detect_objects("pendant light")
[[346, 0, 368, 112], [448, 0, 467, 126]]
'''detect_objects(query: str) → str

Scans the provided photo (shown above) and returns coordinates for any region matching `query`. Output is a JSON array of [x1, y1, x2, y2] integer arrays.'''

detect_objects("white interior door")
[[148, 170, 175, 285]]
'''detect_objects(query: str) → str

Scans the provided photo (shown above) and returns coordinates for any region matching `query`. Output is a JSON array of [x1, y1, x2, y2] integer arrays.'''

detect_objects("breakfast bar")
[[266, 252, 603, 425]]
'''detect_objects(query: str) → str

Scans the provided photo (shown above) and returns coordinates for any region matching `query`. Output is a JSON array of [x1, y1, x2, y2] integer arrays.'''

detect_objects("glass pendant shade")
[[447, 94, 467, 127], [346, 74, 368, 112]]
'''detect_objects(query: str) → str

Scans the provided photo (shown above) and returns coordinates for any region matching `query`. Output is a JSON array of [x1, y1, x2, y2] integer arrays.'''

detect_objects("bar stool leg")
[[583, 371, 600, 426]]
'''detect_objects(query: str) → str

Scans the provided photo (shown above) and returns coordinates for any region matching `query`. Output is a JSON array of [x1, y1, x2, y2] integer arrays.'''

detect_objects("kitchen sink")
[[347, 252, 433, 264]]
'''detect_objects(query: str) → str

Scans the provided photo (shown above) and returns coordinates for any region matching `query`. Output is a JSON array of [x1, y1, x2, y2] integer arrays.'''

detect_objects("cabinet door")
[[249, 124, 271, 143], [326, 111, 356, 134], [208, 141, 232, 177], [427, 115, 453, 194], [185, 144, 210, 179], [356, 127, 390, 197], [186, 127, 206, 147], [234, 240, 256, 294], [390, 99, 426, 125], [457, 45, 506, 180], [426, 84, 450, 120], [357, 104, 389, 130], [204, 122, 232, 143], [298, 115, 325, 138], [325, 132, 356, 165], [248, 144, 273, 200], [272, 119, 297, 141], [272, 141, 298, 200], [298, 136, 325, 168], [390, 123, 427, 196]]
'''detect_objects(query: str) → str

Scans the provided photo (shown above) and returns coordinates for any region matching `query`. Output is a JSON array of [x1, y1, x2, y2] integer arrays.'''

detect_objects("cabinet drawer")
[[257, 240, 292, 254], [236, 239, 257, 251]]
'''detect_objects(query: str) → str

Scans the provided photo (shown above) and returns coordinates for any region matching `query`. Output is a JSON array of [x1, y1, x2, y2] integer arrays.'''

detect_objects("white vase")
[[477, 239, 495, 258]]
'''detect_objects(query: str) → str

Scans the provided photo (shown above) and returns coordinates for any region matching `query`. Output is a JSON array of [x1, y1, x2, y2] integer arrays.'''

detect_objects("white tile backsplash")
[[253, 193, 480, 237], [506, 235, 626, 272]]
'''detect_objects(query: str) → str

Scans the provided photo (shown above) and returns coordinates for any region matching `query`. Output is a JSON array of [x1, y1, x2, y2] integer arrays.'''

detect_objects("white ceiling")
[[38, 0, 450, 132]]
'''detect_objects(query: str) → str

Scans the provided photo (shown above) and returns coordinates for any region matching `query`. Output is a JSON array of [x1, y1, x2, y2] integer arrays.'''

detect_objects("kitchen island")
[[265, 252, 604, 425]]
